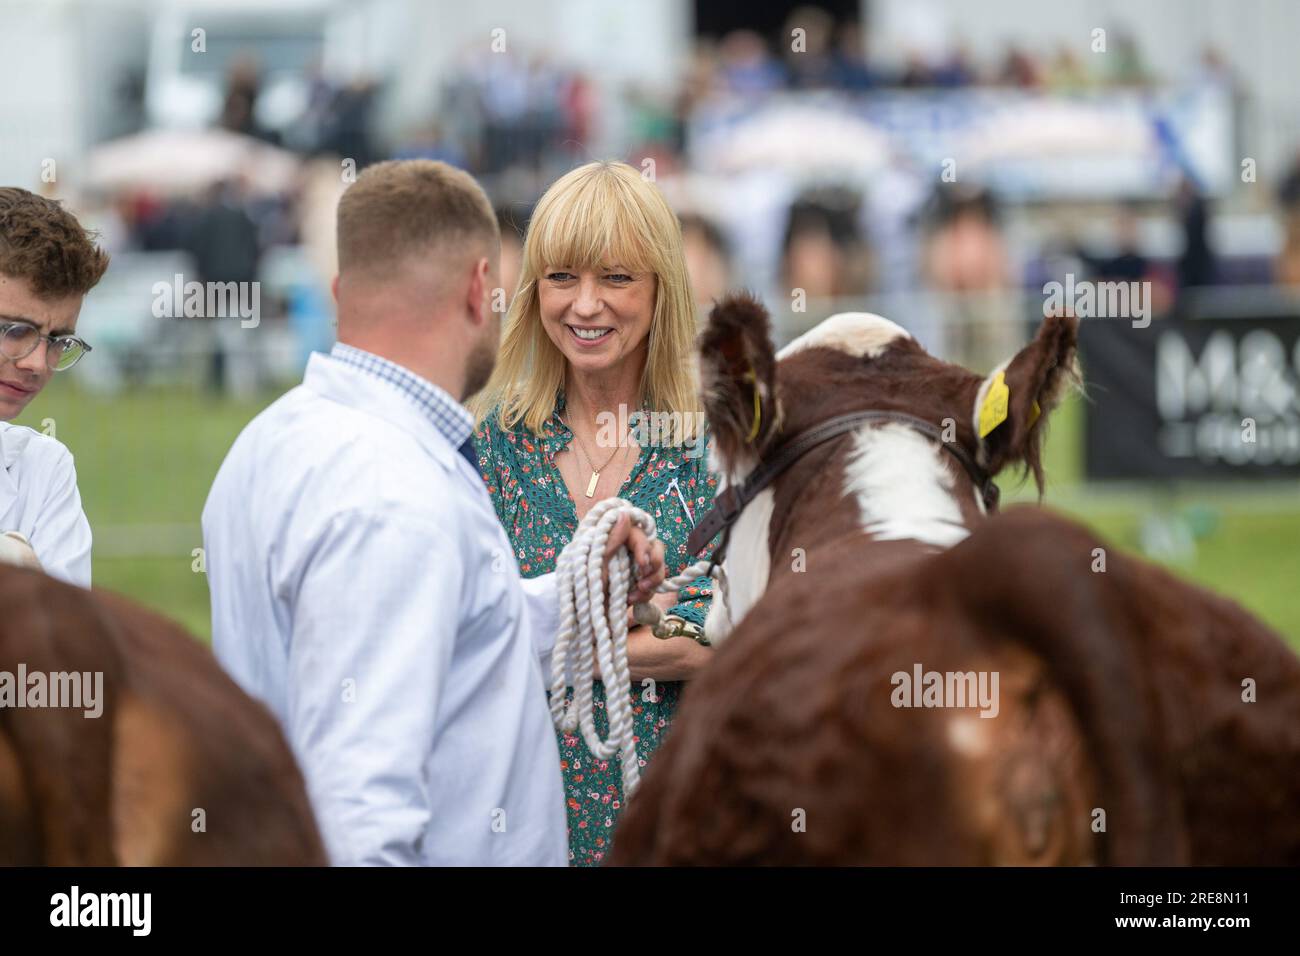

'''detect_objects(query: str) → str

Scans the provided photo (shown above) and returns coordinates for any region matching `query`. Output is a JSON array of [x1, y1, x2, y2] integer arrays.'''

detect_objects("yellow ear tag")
[[1028, 400, 1041, 428], [978, 371, 1010, 438]]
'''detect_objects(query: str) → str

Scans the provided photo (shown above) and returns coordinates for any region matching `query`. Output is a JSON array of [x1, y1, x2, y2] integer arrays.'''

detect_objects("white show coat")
[[0, 421, 92, 587], [201, 347, 568, 866]]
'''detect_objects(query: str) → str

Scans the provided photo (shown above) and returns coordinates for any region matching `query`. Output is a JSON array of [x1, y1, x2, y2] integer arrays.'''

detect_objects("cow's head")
[[698, 292, 1079, 640]]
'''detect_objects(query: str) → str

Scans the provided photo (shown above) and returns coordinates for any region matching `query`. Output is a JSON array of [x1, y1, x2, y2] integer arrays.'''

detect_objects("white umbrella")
[[85, 128, 301, 197], [695, 101, 893, 180]]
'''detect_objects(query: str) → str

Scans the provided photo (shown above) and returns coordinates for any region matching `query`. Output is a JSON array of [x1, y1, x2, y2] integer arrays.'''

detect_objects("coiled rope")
[[550, 497, 717, 797]]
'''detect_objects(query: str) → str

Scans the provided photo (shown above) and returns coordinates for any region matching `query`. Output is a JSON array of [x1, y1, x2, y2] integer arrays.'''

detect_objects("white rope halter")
[[550, 497, 717, 798]]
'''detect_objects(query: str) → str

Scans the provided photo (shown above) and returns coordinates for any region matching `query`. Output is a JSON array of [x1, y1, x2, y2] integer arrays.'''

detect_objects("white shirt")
[[0, 421, 92, 587], [201, 347, 568, 866]]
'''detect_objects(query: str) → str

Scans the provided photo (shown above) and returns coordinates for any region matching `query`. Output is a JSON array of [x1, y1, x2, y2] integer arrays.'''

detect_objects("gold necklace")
[[562, 411, 630, 498]]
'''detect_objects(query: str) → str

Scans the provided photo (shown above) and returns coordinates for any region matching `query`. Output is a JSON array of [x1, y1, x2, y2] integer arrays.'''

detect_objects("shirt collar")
[[330, 343, 474, 451]]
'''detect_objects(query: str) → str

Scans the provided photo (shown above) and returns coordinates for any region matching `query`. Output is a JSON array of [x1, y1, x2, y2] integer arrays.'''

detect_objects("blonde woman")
[[471, 162, 717, 865]]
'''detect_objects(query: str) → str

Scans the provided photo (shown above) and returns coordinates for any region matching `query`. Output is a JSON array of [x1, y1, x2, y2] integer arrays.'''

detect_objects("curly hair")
[[0, 188, 110, 299]]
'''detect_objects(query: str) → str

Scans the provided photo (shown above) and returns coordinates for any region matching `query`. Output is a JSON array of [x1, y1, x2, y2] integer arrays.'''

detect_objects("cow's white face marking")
[[947, 714, 992, 758], [704, 446, 774, 646], [777, 312, 910, 361], [844, 423, 970, 549]]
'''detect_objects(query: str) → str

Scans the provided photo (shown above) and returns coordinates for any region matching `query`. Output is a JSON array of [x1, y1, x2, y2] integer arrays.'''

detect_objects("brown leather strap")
[[687, 410, 998, 558]]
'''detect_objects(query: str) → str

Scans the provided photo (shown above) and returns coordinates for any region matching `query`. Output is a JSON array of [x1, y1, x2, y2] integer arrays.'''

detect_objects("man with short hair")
[[202, 160, 666, 866], [0, 188, 106, 587]]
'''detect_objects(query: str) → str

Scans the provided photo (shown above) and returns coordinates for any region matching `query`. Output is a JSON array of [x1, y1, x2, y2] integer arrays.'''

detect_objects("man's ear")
[[466, 256, 492, 325], [698, 291, 780, 470], [971, 312, 1080, 492]]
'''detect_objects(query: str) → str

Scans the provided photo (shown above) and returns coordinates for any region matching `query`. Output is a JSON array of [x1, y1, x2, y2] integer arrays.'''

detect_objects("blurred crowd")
[[70, 2, 1300, 392], [692, 14, 1168, 96]]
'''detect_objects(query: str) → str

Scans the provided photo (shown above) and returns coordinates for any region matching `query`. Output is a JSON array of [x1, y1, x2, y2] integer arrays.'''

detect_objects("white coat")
[[202, 348, 568, 866], [0, 421, 92, 587]]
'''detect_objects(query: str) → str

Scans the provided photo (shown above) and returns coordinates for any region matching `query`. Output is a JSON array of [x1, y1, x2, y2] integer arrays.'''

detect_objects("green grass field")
[[13, 383, 1300, 650], [14, 383, 271, 638]]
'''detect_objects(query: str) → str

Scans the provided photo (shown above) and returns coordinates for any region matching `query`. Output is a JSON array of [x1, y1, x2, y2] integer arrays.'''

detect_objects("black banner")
[[1079, 311, 1300, 479], [0, 865, 1289, 941]]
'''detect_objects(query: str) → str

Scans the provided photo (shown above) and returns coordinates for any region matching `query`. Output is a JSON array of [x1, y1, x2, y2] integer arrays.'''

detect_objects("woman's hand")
[[602, 513, 666, 605], [592, 625, 713, 684], [625, 588, 679, 628], [627, 628, 713, 683]]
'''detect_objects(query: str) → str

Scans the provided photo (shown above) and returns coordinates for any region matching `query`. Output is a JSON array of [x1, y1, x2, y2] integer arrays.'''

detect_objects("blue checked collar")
[[329, 344, 474, 451]]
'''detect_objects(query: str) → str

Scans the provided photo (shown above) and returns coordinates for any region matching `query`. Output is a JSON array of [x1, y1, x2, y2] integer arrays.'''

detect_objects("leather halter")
[[685, 410, 1000, 570]]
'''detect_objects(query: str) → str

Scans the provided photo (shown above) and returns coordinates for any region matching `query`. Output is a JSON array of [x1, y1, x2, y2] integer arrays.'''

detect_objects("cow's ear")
[[971, 312, 1080, 492], [699, 292, 781, 470]]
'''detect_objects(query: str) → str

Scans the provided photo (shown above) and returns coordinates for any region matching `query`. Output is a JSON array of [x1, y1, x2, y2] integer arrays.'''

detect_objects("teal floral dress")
[[474, 391, 718, 866]]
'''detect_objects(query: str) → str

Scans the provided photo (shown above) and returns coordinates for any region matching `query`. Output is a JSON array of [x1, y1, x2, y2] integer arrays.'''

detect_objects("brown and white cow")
[[0, 563, 327, 865], [609, 293, 1300, 866]]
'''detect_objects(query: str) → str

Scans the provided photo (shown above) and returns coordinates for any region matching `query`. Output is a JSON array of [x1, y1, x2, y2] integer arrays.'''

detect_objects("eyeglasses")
[[0, 322, 92, 372]]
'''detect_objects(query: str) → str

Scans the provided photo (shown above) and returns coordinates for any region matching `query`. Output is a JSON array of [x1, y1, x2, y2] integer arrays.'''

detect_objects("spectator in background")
[[678, 41, 723, 111], [495, 206, 527, 305], [287, 57, 336, 153], [924, 187, 1011, 293], [781, 188, 871, 300], [188, 179, 261, 393], [1106, 30, 1150, 87], [219, 56, 278, 145], [1070, 203, 1175, 315], [1047, 44, 1091, 92], [473, 49, 532, 174], [1175, 176, 1214, 296], [679, 212, 732, 309], [1276, 214, 1300, 289], [717, 30, 786, 96], [834, 20, 877, 90], [931, 42, 978, 88], [625, 86, 687, 176], [1073, 202, 1150, 284], [781, 7, 840, 89], [562, 70, 596, 156], [447, 46, 590, 178], [899, 51, 936, 88], [395, 121, 468, 169], [1275, 152, 1300, 288], [998, 44, 1043, 88], [922, 185, 1015, 368], [129, 192, 197, 254], [320, 79, 380, 170]]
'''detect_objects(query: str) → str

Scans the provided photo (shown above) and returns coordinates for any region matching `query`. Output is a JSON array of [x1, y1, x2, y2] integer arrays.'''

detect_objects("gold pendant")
[[585, 471, 599, 498]]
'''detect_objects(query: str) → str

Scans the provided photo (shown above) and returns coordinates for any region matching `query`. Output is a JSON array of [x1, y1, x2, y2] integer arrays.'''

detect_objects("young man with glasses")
[[0, 187, 107, 586]]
